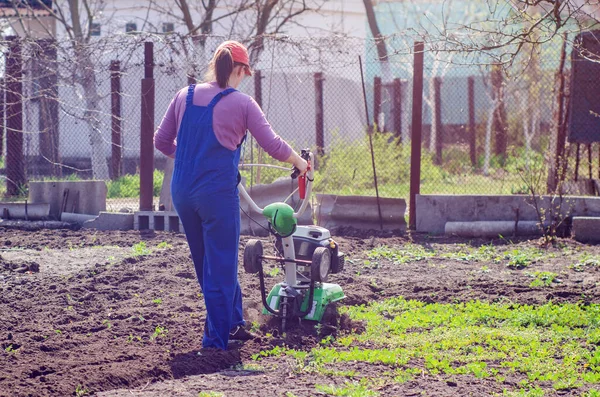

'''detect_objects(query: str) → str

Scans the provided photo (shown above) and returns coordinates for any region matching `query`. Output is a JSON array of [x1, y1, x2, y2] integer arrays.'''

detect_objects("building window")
[[90, 23, 101, 36], [162, 22, 174, 34], [125, 22, 137, 33]]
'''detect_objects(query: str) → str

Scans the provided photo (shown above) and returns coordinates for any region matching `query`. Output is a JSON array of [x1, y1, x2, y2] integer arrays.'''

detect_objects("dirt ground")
[[1, 228, 599, 397]]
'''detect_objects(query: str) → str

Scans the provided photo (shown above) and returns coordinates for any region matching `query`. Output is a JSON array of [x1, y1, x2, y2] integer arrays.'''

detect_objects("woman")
[[154, 40, 308, 351]]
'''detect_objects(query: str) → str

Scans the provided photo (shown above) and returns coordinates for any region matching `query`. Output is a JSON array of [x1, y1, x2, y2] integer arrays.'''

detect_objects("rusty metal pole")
[[588, 144, 593, 180], [5, 37, 24, 197], [409, 42, 424, 231], [315, 72, 324, 161], [433, 76, 443, 165], [373, 76, 381, 132], [468, 76, 476, 167], [140, 42, 155, 211], [393, 78, 402, 141], [575, 144, 580, 182], [0, 78, 4, 159], [110, 60, 122, 180]]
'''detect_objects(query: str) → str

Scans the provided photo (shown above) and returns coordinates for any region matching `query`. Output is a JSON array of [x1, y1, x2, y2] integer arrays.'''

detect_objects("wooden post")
[[433, 76, 442, 165], [393, 78, 402, 141], [409, 42, 424, 230], [110, 60, 122, 180], [5, 37, 24, 197], [315, 72, 324, 159], [37, 38, 60, 177], [468, 76, 476, 167], [373, 76, 381, 132], [140, 42, 155, 211]]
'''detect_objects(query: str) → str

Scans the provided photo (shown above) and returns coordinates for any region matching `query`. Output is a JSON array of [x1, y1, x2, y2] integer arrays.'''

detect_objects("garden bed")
[[1, 229, 600, 396]]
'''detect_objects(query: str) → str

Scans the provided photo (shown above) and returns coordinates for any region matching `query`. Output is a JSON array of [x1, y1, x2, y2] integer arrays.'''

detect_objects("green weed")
[[265, 266, 281, 277], [198, 392, 224, 397], [315, 381, 379, 397], [131, 242, 151, 257], [366, 244, 434, 264], [75, 385, 89, 396], [150, 325, 168, 340], [528, 271, 558, 287]]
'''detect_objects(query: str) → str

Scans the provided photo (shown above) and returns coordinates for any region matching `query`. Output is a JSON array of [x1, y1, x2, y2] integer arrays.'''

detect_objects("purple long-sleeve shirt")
[[154, 82, 292, 162]]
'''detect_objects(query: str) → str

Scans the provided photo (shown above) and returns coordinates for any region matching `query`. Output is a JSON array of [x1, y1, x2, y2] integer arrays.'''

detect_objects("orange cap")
[[217, 40, 252, 76]]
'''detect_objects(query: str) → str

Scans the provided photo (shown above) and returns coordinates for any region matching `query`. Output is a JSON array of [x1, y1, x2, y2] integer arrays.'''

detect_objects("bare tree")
[[3, 0, 118, 180], [149, 0, 325, 65]]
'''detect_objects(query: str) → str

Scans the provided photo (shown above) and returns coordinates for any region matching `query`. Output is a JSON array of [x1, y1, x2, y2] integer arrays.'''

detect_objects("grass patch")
[[365, 243, 548, 269], [255, 297, 600, 394], [107, 170, 164, 199]]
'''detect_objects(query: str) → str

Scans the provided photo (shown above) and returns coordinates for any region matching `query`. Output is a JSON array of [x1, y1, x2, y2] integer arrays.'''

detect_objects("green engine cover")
[[262, 283, 345, 322], [263, 202, 297, 236]]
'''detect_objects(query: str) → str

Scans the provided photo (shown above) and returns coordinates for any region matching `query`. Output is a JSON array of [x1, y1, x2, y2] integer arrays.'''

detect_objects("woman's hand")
[[292, 153, 308, 175]]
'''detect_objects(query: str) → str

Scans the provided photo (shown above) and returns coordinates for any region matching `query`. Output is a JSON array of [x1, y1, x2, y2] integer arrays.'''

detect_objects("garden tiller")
[[238, 150, 345, 332]]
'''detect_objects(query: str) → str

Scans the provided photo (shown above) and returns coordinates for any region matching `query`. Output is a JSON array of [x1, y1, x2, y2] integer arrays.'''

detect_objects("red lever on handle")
[[298, 161, 311, 199]]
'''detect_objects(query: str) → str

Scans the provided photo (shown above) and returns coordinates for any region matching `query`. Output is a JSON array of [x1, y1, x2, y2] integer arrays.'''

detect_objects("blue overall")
[[171, 85, 245, 350]]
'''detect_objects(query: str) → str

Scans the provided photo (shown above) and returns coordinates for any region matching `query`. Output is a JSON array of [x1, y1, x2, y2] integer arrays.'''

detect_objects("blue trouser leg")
[[197, 192, 243, 349], [173, 199, 206, 289]]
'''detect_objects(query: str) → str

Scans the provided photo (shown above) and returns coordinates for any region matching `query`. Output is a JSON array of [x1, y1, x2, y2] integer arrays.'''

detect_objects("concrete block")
[[572, 217, 600, 244], [134, 211, 183, 232], [61, 212, 98, 224], [28, 181, 107, 219], [315, 194, 406, 232], [0, 202, 50, 220], [240, 178, 312, 236], [445, 221, 542, 238], [81, 212, 134, 231], [417, 194, 600, 234]]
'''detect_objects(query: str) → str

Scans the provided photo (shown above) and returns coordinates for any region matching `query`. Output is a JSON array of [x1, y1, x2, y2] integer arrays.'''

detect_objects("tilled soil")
[[0, 228, 599, 397]]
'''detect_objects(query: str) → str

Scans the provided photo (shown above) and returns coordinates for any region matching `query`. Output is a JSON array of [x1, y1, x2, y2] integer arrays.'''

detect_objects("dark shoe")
[[229, 325, 256, 341]]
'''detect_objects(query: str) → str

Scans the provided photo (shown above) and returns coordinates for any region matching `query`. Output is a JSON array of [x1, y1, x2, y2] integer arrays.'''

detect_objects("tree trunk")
[[491, 64, 507, 164], [78, 49, 109, 180], [483, 99, 496, 176]]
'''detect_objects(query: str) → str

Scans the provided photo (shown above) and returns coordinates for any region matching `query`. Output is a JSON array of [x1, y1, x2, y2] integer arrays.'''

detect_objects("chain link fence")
[[0, 32, 598, 216]]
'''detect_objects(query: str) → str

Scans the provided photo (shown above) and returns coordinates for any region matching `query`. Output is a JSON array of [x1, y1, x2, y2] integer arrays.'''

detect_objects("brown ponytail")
[[214, 47, 234, 88]]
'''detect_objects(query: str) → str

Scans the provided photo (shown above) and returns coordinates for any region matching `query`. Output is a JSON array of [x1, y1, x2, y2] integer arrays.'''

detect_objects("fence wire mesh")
[[0, 32, 599, 216]]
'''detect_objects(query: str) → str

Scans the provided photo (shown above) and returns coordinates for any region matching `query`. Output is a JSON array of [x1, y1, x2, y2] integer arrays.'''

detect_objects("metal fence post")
[[409, 42, 424, 231], [314, 72, 324, 159], [5, 37, 24, 197], [393, 78, 402, 141], [110, 60, 122, 180], [254, 70, 263, 183], [468, 76, 476, 167], [140, 42, 155, 211], [373, 76, 381, 132], [0, 78, 4, 159], [433, 76, 442, 165]]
